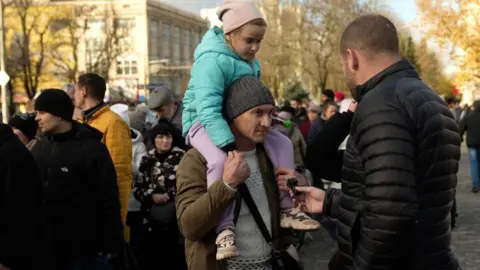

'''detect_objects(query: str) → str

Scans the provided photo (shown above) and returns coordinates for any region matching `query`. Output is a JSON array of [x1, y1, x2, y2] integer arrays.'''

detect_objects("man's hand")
[[294, 186, 326, 214], [222, 151, 250, 188], [0, 264, 9, 270], [276, 168, 308, 193], [152, 193, 170, 204]]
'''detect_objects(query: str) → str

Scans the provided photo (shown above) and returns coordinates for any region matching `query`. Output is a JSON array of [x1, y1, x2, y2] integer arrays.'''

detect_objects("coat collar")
[[353, 59, 419, 102], [82, 102, 108, 123]]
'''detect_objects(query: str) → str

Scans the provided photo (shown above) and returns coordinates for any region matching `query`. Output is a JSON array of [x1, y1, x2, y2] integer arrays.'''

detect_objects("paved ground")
[[300, 146, 480, 269]]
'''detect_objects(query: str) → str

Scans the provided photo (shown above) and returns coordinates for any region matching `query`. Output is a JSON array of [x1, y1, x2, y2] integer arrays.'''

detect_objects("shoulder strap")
[[237, 183, 272, 243]]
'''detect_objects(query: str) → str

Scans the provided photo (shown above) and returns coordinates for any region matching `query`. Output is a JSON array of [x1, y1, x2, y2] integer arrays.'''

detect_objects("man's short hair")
[[77, 73, 106, 101], [323, 101, 338, 112], [340, 14, 400, 58]]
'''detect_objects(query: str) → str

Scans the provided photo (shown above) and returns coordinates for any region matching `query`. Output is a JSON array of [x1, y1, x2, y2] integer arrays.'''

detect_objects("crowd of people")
[[0, 1, 476, 270]]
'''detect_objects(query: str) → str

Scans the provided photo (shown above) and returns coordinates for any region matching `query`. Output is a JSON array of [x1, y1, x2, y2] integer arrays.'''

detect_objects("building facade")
[[51, 0, 208, 100]]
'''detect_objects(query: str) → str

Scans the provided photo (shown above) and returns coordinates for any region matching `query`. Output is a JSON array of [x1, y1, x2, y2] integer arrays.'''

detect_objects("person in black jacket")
[[307, 101, 339, 145], [296, 14, 460, 270], [0, 123, 42, 270], [30, 89, 123, 270], [460, 99, 480, 193]]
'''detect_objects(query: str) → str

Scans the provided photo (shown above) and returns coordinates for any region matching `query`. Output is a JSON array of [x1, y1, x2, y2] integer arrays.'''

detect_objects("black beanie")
[[8, 113, 38, 141], [150, 119, 174, 145], [34, 89, 74, 121], [223, 76, 275, 122]]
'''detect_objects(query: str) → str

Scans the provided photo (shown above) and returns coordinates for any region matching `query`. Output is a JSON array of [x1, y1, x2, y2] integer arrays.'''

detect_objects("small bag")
[[238, 184, 302, 270], [150, 200, 176, 228]]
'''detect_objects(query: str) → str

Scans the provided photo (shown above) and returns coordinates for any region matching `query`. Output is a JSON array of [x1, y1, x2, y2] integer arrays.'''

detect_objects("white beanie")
[[110, 103, 130, 127]]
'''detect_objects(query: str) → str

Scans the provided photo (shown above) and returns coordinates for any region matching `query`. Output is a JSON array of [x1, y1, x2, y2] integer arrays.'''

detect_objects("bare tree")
[[257, 0, 301, 99], [299, 0, 377, 97], [49, 6, 90, 83], [84, 1, 127, 82], [6, 0, 55, 98]]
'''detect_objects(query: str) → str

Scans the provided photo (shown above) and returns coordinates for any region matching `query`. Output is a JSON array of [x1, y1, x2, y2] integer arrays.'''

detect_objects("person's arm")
[[305, 111, 354, 181], [105, 119, 133, 223], [133, 156, 156, 204], [92, 143, 123, 255], [176, 150, 236, 242], [352, 105, 418, 269], [307, 118, 322, 144], [297, 128, 307, 164], [192, 58, 235, 149], [133, 142, 147, 174]]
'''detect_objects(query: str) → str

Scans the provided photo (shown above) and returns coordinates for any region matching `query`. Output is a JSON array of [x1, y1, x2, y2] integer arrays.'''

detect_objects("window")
[[119, 36, 133, 52], [163, 24, 170, 59], [115, 18, 135, 29], [192, 31, 201, 53], [87, 19, 104, 32], [173, 26, 180, 65], [116, 59, 138, 75], [85, 37, 103, 55], [150, 20, 159, 59], [184, 29, 191, 63]]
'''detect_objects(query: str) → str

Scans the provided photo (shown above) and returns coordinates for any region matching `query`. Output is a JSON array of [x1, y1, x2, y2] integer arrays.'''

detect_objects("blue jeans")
[[468, 148, 480, 188], [69, 256, 111, 270]]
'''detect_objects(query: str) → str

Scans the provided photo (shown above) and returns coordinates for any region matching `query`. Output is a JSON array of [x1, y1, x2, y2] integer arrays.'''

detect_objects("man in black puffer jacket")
[[298, 15, 460, 270], [30, 89, 123, 270]]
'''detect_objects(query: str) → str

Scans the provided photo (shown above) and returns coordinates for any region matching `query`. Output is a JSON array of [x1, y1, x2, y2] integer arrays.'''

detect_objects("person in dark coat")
[[0, 123, 42, 270], [30, 89, 123, 270], [296, 14, 460, 270], [307, 101, 338, 144], [460, 99, 480, 193]]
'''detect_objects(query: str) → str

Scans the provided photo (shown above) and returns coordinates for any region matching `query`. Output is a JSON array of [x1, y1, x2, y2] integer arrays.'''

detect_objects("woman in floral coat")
[[133, 119, 186, 270]]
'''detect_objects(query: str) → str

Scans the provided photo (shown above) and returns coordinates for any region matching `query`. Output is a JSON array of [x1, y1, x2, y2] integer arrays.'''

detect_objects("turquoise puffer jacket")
[[182, 26, 261, 148]]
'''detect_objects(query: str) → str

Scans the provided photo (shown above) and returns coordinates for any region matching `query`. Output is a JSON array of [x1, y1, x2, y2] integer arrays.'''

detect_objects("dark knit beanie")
[[150, 119, 174, 145], [34, 89, 74, 121], [8, 113, 38, 141], [223, 76, 275, 122]]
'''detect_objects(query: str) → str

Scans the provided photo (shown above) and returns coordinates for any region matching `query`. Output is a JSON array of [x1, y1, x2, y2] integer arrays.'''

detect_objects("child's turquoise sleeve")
[[191, 58, 235, 148]]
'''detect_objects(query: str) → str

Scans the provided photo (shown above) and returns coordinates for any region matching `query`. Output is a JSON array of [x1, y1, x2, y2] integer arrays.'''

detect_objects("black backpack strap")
[[237, 183, 272, 243]]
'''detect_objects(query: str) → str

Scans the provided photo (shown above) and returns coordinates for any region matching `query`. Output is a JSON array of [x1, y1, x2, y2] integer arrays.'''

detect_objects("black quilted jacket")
[[323, 60, 461, 270]]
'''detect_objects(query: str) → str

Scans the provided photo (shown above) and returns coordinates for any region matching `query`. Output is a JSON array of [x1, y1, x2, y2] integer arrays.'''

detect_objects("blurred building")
[[50, 0, 208, 100]]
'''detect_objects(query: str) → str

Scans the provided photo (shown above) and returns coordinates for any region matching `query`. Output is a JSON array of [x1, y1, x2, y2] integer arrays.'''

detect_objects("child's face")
[[227, 23, 266, 61]]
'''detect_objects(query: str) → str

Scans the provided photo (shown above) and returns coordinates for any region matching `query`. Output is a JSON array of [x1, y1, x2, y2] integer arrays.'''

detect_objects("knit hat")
[[8, 113, 38, 141], [217, 0, 264, 34], [223, 76, 275, 122], [34, 89, 74, 121], [110, 103, 130, 127], [148, 86, 173, 110], [128, 110, 147, 132], [150, 119, 174, 145]]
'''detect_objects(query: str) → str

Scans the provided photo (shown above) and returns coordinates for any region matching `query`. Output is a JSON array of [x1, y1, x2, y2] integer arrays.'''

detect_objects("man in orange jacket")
[[74, 73, 132, 224]]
